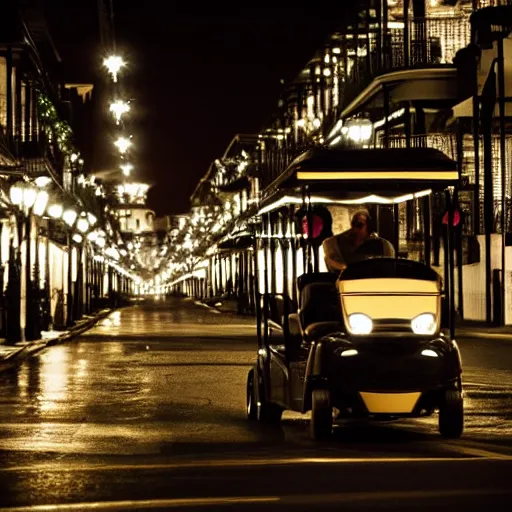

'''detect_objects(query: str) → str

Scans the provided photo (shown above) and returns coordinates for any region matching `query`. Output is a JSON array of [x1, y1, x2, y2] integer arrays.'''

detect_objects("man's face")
[[352, 214, 369, 237]]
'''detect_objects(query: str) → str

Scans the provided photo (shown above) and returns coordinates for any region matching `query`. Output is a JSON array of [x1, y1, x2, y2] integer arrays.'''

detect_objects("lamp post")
[[9, 181, 49, 341], [73, 215, 89, 321], [46, 200, 65, 329], [5, 214, 22, 344], [41, 221, 52, 332], [62, 207, 78, 327]]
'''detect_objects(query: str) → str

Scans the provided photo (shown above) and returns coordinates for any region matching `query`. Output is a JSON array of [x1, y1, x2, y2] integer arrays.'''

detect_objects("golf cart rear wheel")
[[254, 372, 283, 424], [311, 389, 333, 441], [439, 399, 464, 439], [246, 369, 257, 420]]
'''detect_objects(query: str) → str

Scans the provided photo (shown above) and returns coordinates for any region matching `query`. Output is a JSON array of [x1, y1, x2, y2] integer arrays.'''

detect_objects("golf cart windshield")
[[341, 258, 442, 284]]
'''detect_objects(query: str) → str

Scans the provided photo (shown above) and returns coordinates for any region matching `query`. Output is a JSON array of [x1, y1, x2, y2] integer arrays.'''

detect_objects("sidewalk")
[[456, 320, 512, 341], [0, 309, 113, 371]]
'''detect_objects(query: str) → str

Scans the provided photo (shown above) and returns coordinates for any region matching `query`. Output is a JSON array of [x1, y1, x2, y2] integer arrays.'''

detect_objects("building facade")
[[0, 2, 138, 343], [157, 0, 512, 326]]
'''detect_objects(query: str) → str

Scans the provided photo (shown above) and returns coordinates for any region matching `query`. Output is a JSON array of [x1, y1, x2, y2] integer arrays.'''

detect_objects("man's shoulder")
[[377, 236, 396, 255]]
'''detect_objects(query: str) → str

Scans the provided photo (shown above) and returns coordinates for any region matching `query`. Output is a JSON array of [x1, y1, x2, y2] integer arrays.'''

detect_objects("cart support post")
[[446, 188, 456, 340]]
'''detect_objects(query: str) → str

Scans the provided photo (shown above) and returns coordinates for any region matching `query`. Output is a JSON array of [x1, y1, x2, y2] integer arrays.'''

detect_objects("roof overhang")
[[65, 84, 94, 102], [341, 67, 457, 120]]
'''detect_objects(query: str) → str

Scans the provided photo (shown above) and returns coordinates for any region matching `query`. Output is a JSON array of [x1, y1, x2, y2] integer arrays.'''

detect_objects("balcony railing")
[[342, 15, 470, 108], [386, 133, 457, 160], [259, 138, 315, 190]]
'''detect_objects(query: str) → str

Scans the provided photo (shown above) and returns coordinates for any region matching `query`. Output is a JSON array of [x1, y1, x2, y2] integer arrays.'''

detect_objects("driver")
[[322, 209, 395, 273]]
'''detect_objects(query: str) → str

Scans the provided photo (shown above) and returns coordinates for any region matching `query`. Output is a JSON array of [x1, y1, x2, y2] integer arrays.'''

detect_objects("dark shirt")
[[322, 231, 395, 272]]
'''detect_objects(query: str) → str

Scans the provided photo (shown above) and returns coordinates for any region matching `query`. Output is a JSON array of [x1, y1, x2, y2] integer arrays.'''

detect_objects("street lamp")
[[87, 213, 98, 226], [76, 217, 90, 233], [47, 203, 63, 219], [34, 176, 52, 188], [344, 118, 373, 145], [114, 136, 132, 154], [120, 163, 133, 176], [33, 191, 49, 216], [109, 100, 130, 124], [62, 208, 78, 227], [103, 55, 125, 82]]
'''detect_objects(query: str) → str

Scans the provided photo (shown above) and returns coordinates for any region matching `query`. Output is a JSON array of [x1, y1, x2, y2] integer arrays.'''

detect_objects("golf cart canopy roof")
[[258, 147, 458, 215]]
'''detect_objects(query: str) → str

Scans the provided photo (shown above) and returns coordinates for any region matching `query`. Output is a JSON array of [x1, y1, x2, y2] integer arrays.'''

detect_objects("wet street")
[[0, 298, 511, 510]]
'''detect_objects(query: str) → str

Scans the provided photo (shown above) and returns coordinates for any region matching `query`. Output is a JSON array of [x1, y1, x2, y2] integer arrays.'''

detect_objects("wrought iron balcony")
[[342, 15, 470, 107]]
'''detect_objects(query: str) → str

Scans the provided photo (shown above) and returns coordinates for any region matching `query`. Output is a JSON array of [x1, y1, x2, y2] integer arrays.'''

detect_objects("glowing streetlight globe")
[[114, 136, 132, 154], [109, 100, 130, 123], [47, 203, 63, 219], [120, 163, 133, 176], [103, 55, 125, 82]]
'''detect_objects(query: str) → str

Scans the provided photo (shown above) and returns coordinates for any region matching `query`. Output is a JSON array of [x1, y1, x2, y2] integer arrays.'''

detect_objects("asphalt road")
[[0, 298, 510, 511]]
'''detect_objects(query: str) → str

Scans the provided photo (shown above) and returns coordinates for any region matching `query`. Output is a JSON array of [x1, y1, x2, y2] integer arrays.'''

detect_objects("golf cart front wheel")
[[439, 394, 464, 439], [311, 389, 333, 441], [246, 369, 258, 420]]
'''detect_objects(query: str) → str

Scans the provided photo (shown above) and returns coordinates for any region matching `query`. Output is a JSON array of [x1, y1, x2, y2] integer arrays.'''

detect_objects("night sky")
[[45, 2, 356, 216]]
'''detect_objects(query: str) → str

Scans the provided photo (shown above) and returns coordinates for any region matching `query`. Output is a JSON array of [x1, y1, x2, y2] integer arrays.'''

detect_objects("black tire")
[[439, 398, 464, 439], [311, 389, 333, 441], [254, 368, 283, 424], [246, 369, 258, 420]]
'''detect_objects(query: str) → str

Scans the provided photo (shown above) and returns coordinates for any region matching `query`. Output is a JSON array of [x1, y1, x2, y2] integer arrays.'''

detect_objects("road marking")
[[1, 455, 511, 473], [458, 330, 512, 340], [0, 496, 278, 511], [1, 489, 511, 510]]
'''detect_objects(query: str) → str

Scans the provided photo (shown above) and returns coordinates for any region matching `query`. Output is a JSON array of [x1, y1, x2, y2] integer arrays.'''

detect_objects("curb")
[[194, 298, 512, 339], [456, 329, 512, 341], [196, 301, 512, 341], [0, 309, 114, 371]]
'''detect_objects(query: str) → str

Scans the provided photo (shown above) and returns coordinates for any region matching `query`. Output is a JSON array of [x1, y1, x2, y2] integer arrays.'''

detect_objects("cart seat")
[[297, 272, 338, 303], [297, 273, 341, 332]]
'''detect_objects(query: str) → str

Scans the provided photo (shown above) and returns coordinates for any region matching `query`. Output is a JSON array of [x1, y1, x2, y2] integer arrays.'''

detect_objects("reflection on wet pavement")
[[0, 298, 510, 462]]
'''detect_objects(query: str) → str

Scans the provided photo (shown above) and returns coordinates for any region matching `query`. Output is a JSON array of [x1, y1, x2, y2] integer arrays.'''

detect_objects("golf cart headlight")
[[411, 313, 436, 335], [348, 313, 373, 335]]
